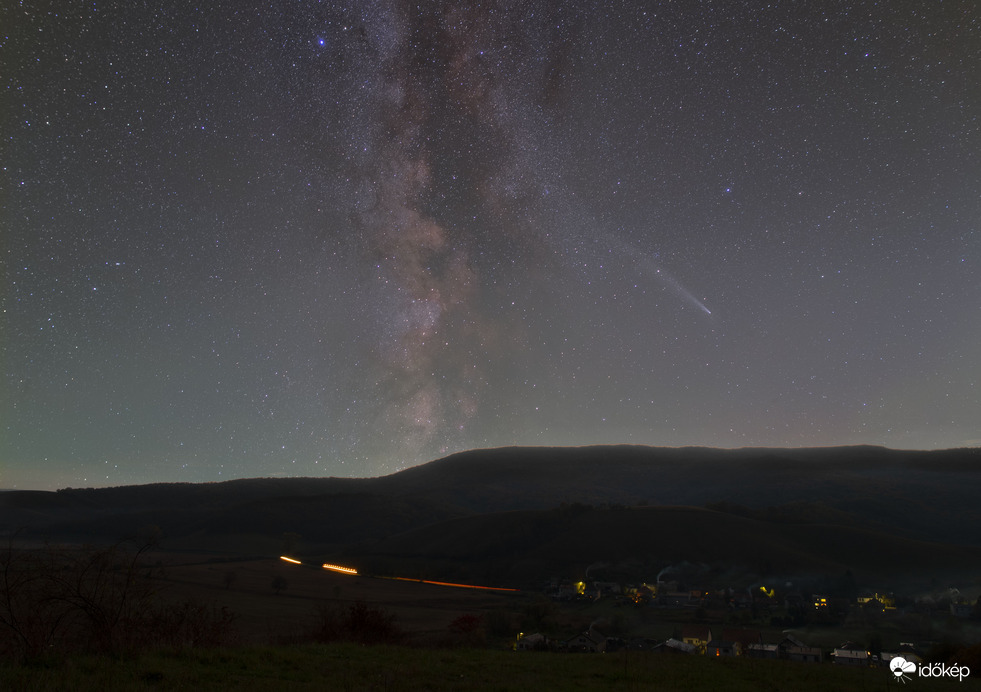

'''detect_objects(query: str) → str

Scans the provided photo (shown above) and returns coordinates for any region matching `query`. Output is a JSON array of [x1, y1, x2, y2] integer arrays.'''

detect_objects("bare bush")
[[0, 538, 236, 661], [148, 600, 237, 650], [0, 547, 74, 659], [49, 539, 159, 654]]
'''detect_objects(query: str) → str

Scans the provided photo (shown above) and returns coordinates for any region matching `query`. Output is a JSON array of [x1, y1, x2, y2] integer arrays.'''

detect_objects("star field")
[[2, 0, 979, 489]]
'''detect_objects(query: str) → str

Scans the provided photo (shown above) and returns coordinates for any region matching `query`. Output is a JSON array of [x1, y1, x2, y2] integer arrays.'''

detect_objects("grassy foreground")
[[3, 644, 967, 692]]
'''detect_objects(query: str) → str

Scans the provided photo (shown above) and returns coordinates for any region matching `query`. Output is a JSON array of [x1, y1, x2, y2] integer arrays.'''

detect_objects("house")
[[516, 632, 549, 651], [566, 631, 606, 653], [745, 643, 780, 659], [897, 643, 923, 662], [623, 585, 654, 606], [654, 638, 697, 654], [833, 642, 870, 666], [787, 645, 823, 663], [779, 635, 823, 663], [706, 639, 739, 657], [882, 643, 924, 665], [778, 634, 806, 652], [722, 628, 762, 654], [553, 581, 586, 601], [680, 625, 712, 654], [857, 591, 896, 609]]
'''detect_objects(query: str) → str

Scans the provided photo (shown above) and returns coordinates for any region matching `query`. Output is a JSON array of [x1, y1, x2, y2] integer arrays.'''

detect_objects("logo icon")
[[891, 656, 916, 684]]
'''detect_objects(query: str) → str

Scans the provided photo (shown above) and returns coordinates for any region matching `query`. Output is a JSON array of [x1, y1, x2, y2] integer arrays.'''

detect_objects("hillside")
[[349, 503, 981, 588], [2, 446, 978, 563]]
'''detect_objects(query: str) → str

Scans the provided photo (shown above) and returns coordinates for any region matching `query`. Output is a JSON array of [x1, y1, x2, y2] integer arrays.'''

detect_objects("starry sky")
[[3, 1, 979, 490]]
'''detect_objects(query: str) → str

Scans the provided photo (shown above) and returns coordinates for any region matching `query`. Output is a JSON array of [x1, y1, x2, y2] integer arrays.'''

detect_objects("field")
[[156, 552, 981, 652], [4, 550, 977, 691], [154, 552, 521, 643], [5, 642, 974, 692]]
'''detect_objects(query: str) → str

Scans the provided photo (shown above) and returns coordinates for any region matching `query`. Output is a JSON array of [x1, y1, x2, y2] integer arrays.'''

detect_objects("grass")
[[2, 643, 970, 692]]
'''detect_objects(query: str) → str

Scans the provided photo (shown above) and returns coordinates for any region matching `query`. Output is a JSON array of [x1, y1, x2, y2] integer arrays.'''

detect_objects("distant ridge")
[[2, 445, 978, 556]]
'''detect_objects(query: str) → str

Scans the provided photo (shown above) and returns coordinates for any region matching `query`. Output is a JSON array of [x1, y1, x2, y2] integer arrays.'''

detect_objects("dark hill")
[[375, 445, 980, 510], [2, 446, 978, 556], [350, 503, 981, 587], [371, 445, 981, 546]]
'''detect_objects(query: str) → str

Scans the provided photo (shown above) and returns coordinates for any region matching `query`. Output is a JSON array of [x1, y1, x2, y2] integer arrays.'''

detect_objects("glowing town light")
[[280, 556, 301, 564], [322, 562, 358, 575]]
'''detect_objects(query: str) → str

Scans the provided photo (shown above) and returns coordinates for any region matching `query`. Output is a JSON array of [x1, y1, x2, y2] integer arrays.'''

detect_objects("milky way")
[[340, 0, 579, 462], [2, 0, 979, 488]]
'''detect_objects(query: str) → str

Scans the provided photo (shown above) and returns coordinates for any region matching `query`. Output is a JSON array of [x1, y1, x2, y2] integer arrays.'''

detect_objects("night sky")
[[3, 1, 979, 490]]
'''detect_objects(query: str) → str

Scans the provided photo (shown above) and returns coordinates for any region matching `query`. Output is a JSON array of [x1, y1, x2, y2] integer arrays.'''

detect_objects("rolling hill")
[[2, 445, 979, 586]]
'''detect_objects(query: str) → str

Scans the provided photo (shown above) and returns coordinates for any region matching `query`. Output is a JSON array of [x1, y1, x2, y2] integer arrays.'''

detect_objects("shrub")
[[311, 602, 401, 645]]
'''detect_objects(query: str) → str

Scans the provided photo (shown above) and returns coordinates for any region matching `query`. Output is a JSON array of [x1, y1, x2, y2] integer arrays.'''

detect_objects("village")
[[514, 574, 981, 669]]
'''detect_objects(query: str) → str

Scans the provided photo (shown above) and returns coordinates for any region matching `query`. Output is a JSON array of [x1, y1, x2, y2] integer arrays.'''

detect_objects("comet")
[[610, 234, 714, 316], [655, 268, 713, 315], [559, 231, 714, 316]]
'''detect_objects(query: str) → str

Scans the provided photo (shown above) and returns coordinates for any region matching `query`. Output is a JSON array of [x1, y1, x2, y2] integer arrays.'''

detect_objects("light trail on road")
[[277, 557, 518, 591]]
